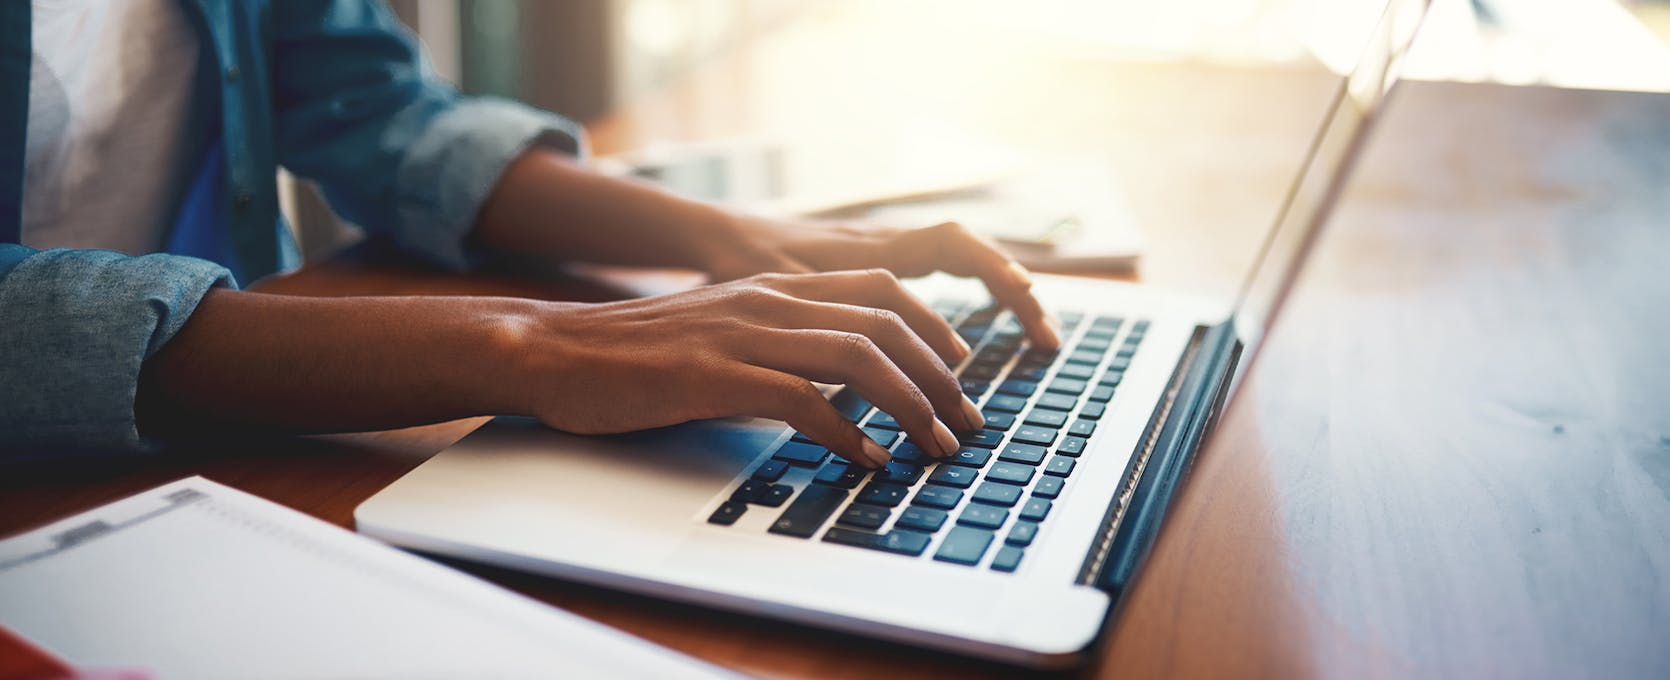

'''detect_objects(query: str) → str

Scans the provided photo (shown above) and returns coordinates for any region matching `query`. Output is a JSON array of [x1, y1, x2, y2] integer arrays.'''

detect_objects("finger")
[[707, 248, 815, 282], [730, 366, 892, 468], [763, 269, 970, 363], [890, 223, 1061, 349], [745, 295, 985, 432], [740, 329, 966, 458]]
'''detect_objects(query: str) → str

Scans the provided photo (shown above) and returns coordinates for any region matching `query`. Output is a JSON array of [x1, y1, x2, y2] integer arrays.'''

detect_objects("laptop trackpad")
[[360, 417, 781, 541]]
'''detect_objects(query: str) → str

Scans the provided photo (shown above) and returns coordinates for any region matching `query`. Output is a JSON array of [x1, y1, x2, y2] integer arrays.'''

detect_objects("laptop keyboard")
[[708, 298, 1148, 573]]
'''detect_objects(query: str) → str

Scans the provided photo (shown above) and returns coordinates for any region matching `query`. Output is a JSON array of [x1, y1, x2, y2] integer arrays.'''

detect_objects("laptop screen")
[[1226, 0, 1430, 391]]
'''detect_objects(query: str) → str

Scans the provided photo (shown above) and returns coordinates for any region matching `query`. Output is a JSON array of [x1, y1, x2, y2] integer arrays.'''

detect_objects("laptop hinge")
[[1075, 318, 1240, 596]]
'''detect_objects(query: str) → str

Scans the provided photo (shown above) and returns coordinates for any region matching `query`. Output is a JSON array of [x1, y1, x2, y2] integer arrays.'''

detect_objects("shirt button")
[[225, 65, 241, 81], [233, 192, 252, 210]]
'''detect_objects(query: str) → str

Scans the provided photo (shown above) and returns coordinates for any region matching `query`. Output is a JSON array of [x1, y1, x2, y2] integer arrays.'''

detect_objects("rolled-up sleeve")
[[0, 244, 234, 456], [270, 0, 586, 270]]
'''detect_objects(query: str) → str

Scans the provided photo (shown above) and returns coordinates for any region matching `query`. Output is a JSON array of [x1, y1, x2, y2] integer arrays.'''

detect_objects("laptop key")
[[1023, 409, 1069, 429], [1079, 401, 1107, 420], [761, 484, 794, 507], [983, 394, 1028, 414], [1012, 426, 1058, 447], [1032, 476, 1065, 499], [998, 443, 1048, 466], [895, 506, 949, 532], [1046, 378, 1088, 395], [958, 504, 1010, 529], [934, 526, 996, 565], [927, 465, 979, 489], [769, 485, 848, 538], [865, 411, 902, 430], [1107, 357, 1132, 372], [971, 482, 1023, 507], [892, 443, 935, 465], [773, 442, 829, 467], [986, 461, 1036, 486], [981, 411, 1017, 431], [912, 484, 965, 509], [1056, 437, 1087, 457], [959, 429, 1005, 449], [1045, 456, 1077, 477], [857, 481, 910, 507], [822, 527, 932, 557], [1006, 521, 1040, 546], [947, 446, 993, 468], [1035, 393, 1078, 412], [708, 501, 747, 526], [1019, 497, 1052, 521], [960, 379, 990, 396], [1065, 350, 1103, 366], [814, 462, 867, 489], [1069, 419, 1097, 438], [863, 427, 900, 448], [830, 389, 872, 422], [996, 380, 1039, 397], [837, 503, 890, 530], [1055, 363, 1096, 380], [990, 546, 1025, 573], [752, 460, 790, 482], [1076, 336, 1112, 351], [1007, 364, 1049, 382], [878, 529, 932, 556], [731, 480, 771, 504], [874, 461, 925, 486], [1099, 371, 1124, 387]]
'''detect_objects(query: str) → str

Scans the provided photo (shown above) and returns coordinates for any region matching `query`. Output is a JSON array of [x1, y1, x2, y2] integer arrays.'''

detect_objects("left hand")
[[704, 216, 1062, 349]]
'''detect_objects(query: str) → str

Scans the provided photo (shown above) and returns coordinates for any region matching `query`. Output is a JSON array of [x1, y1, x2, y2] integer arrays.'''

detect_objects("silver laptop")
[[357, 2, 1429, 668]]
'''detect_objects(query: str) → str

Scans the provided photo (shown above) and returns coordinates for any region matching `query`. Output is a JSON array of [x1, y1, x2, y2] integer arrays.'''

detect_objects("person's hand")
[[504, 271, 988, 468], [701, 217, 1063, 350]]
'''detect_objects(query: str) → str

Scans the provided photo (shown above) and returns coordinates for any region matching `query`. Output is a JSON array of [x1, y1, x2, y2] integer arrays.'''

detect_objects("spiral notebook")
[[0, 477, 736, 680]]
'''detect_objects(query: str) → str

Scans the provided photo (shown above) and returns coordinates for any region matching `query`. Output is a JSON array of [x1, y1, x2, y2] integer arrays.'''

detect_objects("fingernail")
[[932, 420, 960, 458], [1044, 315, 1063, 348], [860, 438, 891, 468], [960, 397, 985, 430], [1005, 261, 1033, 288], [953, 335, 973, 362]]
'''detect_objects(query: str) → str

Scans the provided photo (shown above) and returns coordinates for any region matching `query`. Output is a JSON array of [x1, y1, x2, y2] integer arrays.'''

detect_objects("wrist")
[[454, 297, 570, 419]]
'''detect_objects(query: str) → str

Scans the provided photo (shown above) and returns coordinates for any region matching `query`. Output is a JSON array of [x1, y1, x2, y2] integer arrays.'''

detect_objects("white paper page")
[[0, 477, 738, 680]]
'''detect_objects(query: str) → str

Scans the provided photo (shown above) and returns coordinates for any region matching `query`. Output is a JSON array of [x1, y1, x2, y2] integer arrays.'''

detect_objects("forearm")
[[473, 148, 741, 271], [136, 289, 541, 436]]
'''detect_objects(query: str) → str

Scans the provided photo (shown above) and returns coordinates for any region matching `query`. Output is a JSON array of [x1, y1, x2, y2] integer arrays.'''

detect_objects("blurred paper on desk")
[[0, 477, 738, 680], [859, 160, 1143, 274], [602, 140, 1141, 274]]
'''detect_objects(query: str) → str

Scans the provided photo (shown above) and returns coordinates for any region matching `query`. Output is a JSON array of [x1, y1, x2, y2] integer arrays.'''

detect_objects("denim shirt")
[[0, 0, 585, 456]]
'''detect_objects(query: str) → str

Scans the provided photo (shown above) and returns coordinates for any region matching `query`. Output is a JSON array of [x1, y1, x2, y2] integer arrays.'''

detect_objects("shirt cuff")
[[393, 97, 588, 270], [0, 248, 235, 457]]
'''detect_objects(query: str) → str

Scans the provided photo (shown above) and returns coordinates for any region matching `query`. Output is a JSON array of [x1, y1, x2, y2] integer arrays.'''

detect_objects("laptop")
[[357, 1, 1429, 668]]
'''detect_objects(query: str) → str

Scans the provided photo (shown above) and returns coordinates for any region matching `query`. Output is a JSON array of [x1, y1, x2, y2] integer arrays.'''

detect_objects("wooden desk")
[[4, 47, 1669, 680]]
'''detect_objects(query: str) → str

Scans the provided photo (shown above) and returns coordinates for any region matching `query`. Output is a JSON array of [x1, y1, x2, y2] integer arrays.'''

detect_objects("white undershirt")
[[22, 0, 201, 254]]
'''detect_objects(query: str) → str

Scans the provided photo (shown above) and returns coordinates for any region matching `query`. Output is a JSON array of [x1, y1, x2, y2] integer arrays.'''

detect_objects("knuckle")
[[867, 306, 906, 333], [834, 332, 881, 363], [864, 267, 900, 285], [934, 220, 972, 237]]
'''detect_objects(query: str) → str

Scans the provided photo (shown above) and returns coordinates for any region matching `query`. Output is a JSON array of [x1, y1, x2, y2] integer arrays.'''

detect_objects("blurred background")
[[287, 0, 1670, 272]]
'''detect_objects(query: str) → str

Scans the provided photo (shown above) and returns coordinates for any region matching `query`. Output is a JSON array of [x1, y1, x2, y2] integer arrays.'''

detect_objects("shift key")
[[768, 484, 849, 538]]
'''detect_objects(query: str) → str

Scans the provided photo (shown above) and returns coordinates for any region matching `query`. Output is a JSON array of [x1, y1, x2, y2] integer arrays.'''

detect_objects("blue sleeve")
[[268, 0, 587, 270], [0, 244, 235, 457]]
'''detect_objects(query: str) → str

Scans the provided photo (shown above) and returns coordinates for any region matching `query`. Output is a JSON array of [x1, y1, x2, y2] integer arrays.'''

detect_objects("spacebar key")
[[769, 484, 849, 538]]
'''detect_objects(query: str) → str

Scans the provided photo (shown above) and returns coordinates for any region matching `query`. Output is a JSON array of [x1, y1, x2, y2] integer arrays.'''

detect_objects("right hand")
[[498, 270, 987, 468]]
